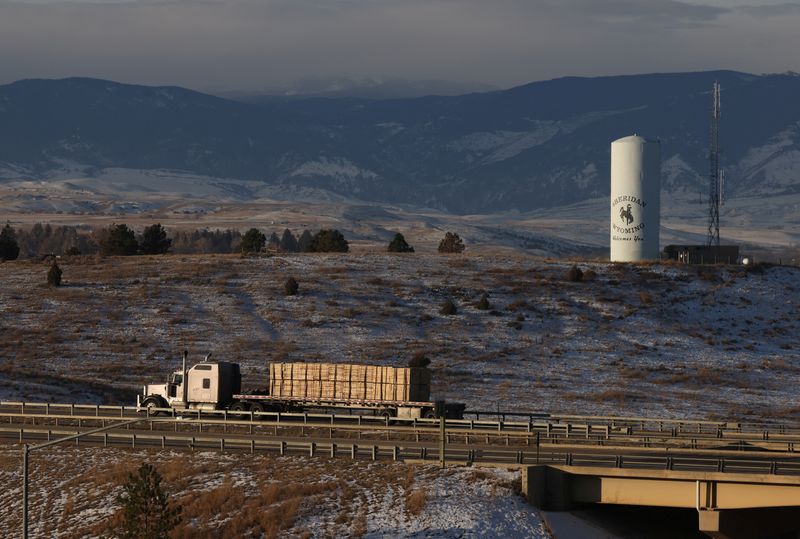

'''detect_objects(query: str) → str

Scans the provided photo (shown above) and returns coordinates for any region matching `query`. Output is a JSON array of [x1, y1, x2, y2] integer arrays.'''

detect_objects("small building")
[[663, 244, 740, 264]]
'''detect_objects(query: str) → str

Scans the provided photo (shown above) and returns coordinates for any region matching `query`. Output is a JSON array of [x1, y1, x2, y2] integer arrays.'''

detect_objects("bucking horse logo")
[[619, 204, 634, 225]]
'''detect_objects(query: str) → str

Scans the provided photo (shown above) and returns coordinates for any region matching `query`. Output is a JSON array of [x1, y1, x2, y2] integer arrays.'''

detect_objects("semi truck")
[[137, 352, 465, 419]]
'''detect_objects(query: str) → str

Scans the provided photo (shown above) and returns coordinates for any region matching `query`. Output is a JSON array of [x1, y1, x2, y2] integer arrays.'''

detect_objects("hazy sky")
[[1, 0, 798, 91]]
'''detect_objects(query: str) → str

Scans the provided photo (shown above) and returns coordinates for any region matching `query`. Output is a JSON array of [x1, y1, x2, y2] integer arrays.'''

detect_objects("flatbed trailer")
[[231, 393, 465, 419]]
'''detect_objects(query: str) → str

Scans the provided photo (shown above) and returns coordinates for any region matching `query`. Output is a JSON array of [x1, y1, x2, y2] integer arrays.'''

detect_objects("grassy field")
[[0, 445, 543, 538]]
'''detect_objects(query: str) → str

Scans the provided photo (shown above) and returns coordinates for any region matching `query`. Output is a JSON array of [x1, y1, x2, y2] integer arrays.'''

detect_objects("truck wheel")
[[379, 409, 395, 424], [142, 398, 164, 417], [424, 409, 437, 419], [229, 401, 250, 418]]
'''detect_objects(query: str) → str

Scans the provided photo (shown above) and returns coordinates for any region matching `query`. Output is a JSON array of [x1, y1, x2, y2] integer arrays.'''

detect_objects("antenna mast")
[[707, 81, 721, 248]]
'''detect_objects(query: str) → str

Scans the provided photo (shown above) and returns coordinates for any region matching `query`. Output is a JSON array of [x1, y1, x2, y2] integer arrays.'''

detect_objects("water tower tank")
[[610, 135, 661, 262]]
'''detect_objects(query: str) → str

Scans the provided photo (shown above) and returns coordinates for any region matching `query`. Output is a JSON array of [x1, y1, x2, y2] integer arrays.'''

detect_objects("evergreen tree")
[[240, 228, 266, 254], [115, 463, 181, 539], [139, 224, 172, 255], [280, 229, 299, 253], [100, 224, 139, 256], [297, 230, 313, 252], [408, 351, 431, 368], [437, 232, 465, 254], [0, 223, 20, 261], [47, 261, 62, 287], [307, 229, 349, 253], [387, 233, 414, 253], [267, 232, 281, 251]]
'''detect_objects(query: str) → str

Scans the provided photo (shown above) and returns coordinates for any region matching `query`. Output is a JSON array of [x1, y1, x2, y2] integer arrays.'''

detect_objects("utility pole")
[[707, 81, 722, 248], [22, 444, 28, 539], [436, 400, 446, 468]]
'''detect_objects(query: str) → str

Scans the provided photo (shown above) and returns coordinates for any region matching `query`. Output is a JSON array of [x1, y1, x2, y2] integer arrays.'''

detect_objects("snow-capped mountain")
[[1, 71, 799, 214]]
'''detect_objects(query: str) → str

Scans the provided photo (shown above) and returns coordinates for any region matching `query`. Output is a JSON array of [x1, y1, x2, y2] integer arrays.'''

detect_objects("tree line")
[[1, 221, 467, 260]]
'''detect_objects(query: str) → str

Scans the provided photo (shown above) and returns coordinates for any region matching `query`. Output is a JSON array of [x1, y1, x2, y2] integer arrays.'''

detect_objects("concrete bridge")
[[523, 465, 800, 539]]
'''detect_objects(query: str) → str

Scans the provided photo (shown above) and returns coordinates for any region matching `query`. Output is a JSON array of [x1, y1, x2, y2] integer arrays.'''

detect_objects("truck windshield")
[[171, 374, 183, 385]]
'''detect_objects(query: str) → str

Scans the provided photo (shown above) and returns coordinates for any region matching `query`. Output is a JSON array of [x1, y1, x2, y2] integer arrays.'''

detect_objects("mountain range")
[[1, 70, 799, 214]]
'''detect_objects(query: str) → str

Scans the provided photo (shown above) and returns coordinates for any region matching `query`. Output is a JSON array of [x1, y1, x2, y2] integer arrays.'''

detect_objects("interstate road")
[[4, 401, 800, 455], [4, 414, 800, 476]]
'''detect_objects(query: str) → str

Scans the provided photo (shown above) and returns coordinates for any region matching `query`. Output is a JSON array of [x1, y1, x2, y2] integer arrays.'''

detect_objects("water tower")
[[610, 135, 661, 262]]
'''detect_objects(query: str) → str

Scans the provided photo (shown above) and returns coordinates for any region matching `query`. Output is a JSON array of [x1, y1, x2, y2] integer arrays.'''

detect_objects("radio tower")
[[707, 81, 721, 248]]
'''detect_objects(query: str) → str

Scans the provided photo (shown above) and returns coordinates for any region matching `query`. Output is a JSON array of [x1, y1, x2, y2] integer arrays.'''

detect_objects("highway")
[[3, 400, 800, 476]]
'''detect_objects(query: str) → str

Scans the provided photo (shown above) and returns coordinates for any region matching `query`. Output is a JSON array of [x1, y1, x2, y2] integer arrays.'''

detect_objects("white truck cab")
[[138, 352, 241, 413]]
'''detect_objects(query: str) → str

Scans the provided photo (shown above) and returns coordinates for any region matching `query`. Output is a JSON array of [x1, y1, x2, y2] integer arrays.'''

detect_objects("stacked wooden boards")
[[268, 362, 431, 403]]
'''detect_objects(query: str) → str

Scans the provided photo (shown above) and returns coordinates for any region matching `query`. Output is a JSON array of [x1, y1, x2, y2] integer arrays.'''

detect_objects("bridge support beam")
[[698, 508, 800, 539], [523, 465, 574, 511]]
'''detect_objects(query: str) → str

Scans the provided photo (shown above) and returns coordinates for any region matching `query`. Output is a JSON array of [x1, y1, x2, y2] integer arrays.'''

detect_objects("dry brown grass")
[[405, 489, 428, 516]]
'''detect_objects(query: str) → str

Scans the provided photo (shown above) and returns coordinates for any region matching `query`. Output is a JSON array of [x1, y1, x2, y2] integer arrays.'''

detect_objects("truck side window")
[[174, 375, 183, 385], [202, 378, 210, 389]]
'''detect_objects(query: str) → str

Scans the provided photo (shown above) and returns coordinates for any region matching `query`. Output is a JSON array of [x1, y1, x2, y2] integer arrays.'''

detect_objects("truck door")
[[168, 373, 184, 403]]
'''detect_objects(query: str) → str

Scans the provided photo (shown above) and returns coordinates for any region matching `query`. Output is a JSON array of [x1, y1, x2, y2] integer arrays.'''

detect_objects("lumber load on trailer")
[[268, 362, 431, 402]]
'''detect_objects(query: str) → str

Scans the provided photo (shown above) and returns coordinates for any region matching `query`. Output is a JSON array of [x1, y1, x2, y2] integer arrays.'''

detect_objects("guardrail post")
[[310, 443, 315, 457], [70, 404, 74, 416], [393, 446, 398, 461], [330, 443, 336, 458], [372, 446, 377, 461], [280, 441, 286, 456], [132, 434, 136, 449], [162, 436, 166, 449], [220, 439, 225, 452], [250, 440, 255, 454], [351, 445, 357, 459]]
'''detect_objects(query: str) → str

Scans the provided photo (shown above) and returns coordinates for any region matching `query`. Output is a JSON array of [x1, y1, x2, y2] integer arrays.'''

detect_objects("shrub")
[[99, 224, 139, 256], [240, 228, 266, 254], [565, 265, 584, 282], [387, 233, 414, 253], [114, 463, 181, 539], [47, 261, 62, 287], [0, 223, 21, 261], [440, 299, 457, 315], [139, 223, 172, 255], [408, 351, 431, 368], [307, 229, 349, 253], [438, 232, 465, 254], [64, 246, 81, 256], [582, 269, 597, 282], [406, 489, 428, 516], [284, 277, 299, 296], [476, 294, 491, 310]]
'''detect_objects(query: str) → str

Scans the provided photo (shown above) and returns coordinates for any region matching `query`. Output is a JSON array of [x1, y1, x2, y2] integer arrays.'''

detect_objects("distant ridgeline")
[[1, 71, 800, 213]]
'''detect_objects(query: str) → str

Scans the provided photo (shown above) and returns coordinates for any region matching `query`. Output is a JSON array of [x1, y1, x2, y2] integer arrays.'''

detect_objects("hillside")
[[1, 72, 800, 213], [1, 253, 797, 422]]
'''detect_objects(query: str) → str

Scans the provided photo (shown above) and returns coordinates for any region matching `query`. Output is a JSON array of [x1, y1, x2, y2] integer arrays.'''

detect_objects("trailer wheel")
[[379, 409, 395, 424], [249, 402, 267, 419], [142, 397, 165, 417], [423, 409, 437, 419]]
